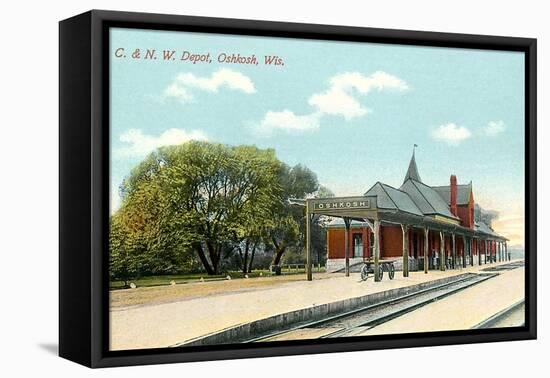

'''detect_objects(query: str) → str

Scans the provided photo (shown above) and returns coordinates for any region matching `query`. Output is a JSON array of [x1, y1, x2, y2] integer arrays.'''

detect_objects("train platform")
[[357, 265, 525, 336], [109, 260, 523, 350]]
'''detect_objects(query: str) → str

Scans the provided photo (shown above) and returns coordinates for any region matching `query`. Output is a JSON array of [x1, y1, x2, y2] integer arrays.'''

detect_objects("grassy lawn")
[[109, 268, 325, 290], [110, 269, 332, 309]]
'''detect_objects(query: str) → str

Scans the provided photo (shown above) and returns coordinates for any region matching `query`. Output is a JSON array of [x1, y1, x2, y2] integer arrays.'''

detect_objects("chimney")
[[450, 175, 458, 216]]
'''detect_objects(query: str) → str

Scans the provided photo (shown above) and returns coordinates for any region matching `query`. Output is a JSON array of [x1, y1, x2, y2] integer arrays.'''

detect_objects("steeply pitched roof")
[[475, 221, 499, 237], [432, 183, 472, 205], [399, 179, 457, 219], [364, 182, 423, 216], [403, 151, 422, 184]]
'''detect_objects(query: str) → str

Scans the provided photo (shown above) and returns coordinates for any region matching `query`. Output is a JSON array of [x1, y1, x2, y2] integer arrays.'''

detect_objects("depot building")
[[321, 151, 509, 274]]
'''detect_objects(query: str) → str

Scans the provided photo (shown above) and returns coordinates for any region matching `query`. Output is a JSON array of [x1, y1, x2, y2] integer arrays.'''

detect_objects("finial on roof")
[[403, 144, 422, 184]]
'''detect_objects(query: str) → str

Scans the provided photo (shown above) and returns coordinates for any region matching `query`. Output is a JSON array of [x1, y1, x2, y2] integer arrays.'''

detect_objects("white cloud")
[[483, 120, 506, 136], [165, 68, 255, 103], [309, 87, 368, 120], [256, 71, 408, 134], [309, 71, 408, 119], [164, 83, 192, 102], [431, 123, 472, 145], [116, 128, 208, 158], [258, 110, 321, 134]]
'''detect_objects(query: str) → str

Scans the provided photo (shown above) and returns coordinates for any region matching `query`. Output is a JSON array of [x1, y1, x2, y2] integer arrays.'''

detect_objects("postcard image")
[[108, 27, 526, 351]]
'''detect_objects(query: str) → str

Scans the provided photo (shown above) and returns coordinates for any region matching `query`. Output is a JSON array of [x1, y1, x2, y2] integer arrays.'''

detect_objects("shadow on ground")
[[38, 343, 58, 356]]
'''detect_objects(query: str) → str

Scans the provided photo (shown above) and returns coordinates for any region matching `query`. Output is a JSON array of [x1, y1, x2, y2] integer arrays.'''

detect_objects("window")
[[353, 233, 363, 257]]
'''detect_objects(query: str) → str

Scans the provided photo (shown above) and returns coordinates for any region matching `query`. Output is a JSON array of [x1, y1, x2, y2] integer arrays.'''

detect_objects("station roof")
[[364, 182, 423, 216], [403, 151, 422, 184], [322, 151, 506, 241], [475, 220, 501, 237], [432, 183, 473, 206], [399, 179, 458, 220]]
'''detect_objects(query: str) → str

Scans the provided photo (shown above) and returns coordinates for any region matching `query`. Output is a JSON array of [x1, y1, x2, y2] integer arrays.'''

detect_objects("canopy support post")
[[423, 227, 429, 274], [343, 217, 351, 277], [452, 233, 456, 269], [439, 231, 445, 271], [401, 224, 409, 277], [374, 220, 381, 281], [306, 201, 312, 281]]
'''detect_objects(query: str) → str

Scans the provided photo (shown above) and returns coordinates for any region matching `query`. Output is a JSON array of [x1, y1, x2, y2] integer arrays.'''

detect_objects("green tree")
[[155, 142, 283, 275], [109, 153, 195, 283], [109, 213, 145, 287], [269, 164, 319, 266], [109, 141, 331, 278]]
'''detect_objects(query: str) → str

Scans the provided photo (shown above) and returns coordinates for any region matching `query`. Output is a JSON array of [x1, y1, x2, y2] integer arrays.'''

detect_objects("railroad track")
[[246, 273, 498, 342], [472, 299, 525, 329], [481, 260, 524, 272]]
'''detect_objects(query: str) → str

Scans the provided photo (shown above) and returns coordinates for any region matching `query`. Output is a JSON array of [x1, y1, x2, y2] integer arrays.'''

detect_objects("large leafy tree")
[[160, 142, 283, 274], [109, 141, 334, 279], [109, 152, 196, 283], [112, 142, 284, 276], [268, 164, 319, 266]]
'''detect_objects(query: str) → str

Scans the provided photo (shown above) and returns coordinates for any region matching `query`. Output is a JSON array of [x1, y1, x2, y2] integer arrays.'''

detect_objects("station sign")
[[309, 196, 376, 214]]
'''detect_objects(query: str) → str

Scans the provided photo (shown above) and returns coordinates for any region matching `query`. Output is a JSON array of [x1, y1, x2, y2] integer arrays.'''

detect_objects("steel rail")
[[247, 273, 497, 343]]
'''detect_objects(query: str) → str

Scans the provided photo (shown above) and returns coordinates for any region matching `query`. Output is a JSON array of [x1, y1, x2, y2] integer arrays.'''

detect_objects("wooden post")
[[306, 201, 312, 281], [424, 227, 429, 274], [343, 217, 351, 277], [475, 239, 479, 266], [480, 240, 483, 264], [506, 242, 509, 261], [401, 224, 409, 277], [452, 233, 456, 269], [374, 220, 381, 282], [462, 236, 467, 268], [471, 239, 474, 266], [439, 231, 445, 271], [470, 238, 474, 266]]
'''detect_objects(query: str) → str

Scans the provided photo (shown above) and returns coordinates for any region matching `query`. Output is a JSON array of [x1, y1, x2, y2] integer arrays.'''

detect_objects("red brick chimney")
[[450, 175, 458, 216]]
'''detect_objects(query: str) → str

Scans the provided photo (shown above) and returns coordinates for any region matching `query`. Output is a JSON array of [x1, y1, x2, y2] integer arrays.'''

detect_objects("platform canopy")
[[303, 193, 508, 281], [307, 194, 506, 240]]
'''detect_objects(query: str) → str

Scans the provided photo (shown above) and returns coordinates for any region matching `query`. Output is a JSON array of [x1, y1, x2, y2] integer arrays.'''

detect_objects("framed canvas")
[[59, 10, 537, 368]]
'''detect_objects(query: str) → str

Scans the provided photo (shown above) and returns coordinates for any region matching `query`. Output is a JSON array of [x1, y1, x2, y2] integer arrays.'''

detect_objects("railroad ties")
[[247, 273, 496, 342]]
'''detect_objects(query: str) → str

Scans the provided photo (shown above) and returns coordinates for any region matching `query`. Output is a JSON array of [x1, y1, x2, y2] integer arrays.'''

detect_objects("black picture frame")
[[59, 9, 537, 368]]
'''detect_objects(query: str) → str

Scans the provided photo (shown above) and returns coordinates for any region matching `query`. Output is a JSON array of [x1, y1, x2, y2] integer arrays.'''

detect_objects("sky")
[[110, 27, 525, 247]]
